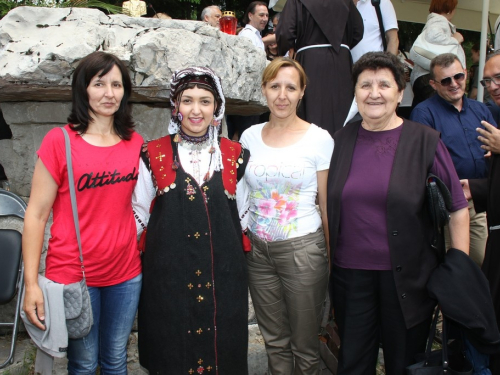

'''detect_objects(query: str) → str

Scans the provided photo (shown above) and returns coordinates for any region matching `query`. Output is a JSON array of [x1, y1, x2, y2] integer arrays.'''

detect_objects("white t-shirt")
[[239, 24, 265, 50], [238, 123, 334, 241], [350, 0, 399, 63]]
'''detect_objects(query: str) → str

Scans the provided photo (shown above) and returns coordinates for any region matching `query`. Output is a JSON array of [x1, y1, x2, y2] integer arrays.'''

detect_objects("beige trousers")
[[445, 199, 487, 266], [247, 229, 329, 375]]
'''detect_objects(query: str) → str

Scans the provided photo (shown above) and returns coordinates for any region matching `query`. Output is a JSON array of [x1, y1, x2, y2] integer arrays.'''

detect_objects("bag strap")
[[371, 0, 387, 51], [424, 308, 449, 369], [60, 127, 86, 279]]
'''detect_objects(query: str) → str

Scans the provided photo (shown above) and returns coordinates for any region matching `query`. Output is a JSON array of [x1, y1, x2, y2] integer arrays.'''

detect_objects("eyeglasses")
[[480, 74, 500, 88], [433, 73, 465, 87]]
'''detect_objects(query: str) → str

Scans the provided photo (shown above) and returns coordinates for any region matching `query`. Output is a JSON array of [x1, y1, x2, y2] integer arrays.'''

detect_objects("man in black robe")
[[276, 0, 363, 136], [469, 51, 500, 374]]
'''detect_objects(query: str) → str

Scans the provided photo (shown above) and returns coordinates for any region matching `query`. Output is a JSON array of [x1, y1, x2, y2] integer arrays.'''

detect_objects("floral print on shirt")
[[249, 179, 302, 241]]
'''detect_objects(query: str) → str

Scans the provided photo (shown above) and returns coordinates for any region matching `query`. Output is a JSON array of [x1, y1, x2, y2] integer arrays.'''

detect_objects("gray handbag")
[[61, 127, 93, 339]]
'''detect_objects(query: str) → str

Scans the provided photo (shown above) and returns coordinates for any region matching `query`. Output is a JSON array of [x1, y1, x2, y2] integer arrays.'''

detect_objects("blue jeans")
[[67, 274, 142, 375], [464, 336, 492, 375]]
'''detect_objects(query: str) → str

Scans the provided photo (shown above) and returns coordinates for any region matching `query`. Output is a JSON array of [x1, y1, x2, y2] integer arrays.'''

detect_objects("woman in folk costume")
[[133, 67, 250, 374]]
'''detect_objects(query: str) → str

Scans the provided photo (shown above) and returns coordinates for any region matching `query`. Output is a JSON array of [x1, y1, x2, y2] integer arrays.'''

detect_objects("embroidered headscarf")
[[168, 66, 226, 171]]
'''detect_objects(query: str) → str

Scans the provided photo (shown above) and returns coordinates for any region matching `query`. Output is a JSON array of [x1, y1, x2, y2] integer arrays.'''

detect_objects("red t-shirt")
[[37, 125, 143, 287]]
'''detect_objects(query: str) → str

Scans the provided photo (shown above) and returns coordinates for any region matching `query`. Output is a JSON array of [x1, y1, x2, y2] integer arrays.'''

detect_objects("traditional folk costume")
[[133, 67, 250, 375]]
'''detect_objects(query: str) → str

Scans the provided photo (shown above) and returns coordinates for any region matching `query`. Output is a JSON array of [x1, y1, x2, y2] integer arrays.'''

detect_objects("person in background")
[[265, 13, 281, 61], [276, 0, 363, 136], [22, 51, 143, 374], [266, 32, 279, 61], [134, 66, 250, 374], [411, 53, 497, 267], [468, 43, 490, 102], [272, 12, 280, 31], [350, 0, 399, 63], [328, 51, 469, 375], [230, 1, 275, 141], [410, 0, 465, 109], [237, 57, 333, 374], [239, 1, 276, 50], [201, 5, 222, 28], [471, 50, 500, 374]]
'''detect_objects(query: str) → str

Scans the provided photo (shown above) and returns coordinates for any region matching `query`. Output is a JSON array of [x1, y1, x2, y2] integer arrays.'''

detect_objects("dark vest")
[[328, 119, 440, 328]]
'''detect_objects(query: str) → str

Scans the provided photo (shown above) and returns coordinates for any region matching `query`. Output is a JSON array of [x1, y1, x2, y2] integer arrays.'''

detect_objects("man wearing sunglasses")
[[411, 53, 497, 268]]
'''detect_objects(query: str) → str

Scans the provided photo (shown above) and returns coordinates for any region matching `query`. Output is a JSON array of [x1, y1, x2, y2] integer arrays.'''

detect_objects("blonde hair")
[[261, 57, 307, 89]]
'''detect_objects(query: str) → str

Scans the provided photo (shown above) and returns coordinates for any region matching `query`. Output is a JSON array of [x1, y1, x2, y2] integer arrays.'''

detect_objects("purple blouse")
[[333, 124, 468, 270]]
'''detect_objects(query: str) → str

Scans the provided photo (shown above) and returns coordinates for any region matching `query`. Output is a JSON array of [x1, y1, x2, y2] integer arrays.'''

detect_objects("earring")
[[211, 118, 220, 127], [177, 112, 183, 122]]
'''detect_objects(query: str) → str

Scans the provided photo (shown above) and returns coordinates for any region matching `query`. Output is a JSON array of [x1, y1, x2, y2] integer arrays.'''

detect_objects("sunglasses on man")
[[432, 73, 465, 87], [480, 74, 500, 88]]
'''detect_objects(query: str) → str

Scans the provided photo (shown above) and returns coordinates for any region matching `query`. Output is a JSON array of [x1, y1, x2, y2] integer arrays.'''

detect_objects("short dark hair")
[[429, 53, 463, 80], [429, 0, 457, 14], [352, 52, 406, 92], [67, 51, 134, 140], [243, 1, 267, 25], [486, 49, 500, 62]]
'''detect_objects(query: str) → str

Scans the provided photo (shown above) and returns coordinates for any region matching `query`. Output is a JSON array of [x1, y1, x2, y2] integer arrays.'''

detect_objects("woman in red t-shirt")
[[22, 51, 143, 374]]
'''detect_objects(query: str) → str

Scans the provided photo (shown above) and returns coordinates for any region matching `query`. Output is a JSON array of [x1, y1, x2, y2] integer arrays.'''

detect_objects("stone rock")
[[0, 7, 268, 114]]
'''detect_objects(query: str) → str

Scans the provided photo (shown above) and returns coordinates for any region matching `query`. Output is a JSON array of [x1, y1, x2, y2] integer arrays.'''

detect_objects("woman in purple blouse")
[[327, 52, 470, 375]]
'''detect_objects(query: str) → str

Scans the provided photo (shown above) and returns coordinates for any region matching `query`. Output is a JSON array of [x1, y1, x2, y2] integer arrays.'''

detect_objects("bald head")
[[201, 5, 222, 28], [483, 53, 500, 106]]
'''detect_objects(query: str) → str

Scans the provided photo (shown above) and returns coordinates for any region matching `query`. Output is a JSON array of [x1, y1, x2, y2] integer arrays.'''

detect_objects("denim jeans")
[[464, 337, 492, 375], [67, 274, 142, 375]]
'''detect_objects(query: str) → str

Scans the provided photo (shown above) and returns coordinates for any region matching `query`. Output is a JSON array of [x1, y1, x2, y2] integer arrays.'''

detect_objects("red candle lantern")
[[220, 11, 237, 35]]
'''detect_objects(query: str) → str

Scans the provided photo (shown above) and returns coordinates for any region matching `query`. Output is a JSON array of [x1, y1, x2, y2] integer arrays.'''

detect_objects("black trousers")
[[332, 265, 432, 375]]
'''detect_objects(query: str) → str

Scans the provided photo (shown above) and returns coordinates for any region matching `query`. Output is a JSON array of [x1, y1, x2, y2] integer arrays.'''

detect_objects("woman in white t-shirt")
[[237, 57, 334, 374]]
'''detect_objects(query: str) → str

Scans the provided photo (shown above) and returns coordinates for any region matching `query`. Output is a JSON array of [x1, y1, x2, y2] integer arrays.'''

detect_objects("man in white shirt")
[[239, 1, 275, 50], [201, 5, 222, 28], [350, 0, 399, 63]]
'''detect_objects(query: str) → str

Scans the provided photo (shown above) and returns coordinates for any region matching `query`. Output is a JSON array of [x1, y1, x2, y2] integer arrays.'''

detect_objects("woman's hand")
[[23, 284, 46, 330]]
